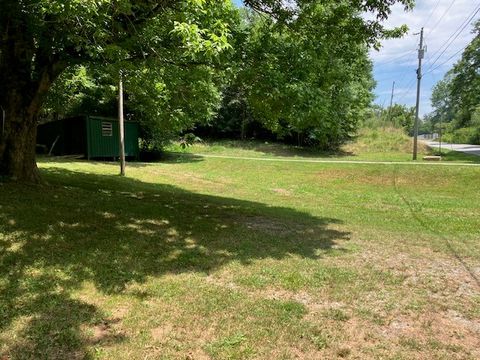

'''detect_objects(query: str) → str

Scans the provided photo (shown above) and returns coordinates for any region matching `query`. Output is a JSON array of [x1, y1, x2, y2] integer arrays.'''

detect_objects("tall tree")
[[221, 2, 410, 148], [0, 0, 413, 181], [430, 20, 480, 143], [449, 20, 480, 128], [0, 0, 231, 181]]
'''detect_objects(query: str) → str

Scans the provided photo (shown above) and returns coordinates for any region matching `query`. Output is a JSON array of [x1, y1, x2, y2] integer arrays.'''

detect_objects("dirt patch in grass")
[[85, 318, 126, 345], [271, 188, 293, 196], [383, 311, 480, 355], [144, 169, 233, 190], [240, 215, 299, 236], [302, 309, 480, 358], [110, 306, 130, 320], [315, 167, 450, 188], [185, 349, 211, 360], [378, 250, 480, 298], [238, 215, 336, 238], [150, 324, 173, 342], [333, 245, 480, 355]]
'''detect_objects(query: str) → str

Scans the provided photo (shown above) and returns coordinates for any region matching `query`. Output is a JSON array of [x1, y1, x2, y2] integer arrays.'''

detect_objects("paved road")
[[426, 142, 480, 156]]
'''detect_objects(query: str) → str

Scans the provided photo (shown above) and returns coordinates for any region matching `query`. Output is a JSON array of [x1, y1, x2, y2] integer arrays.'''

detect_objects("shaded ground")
[[1, 156, 479, 359]]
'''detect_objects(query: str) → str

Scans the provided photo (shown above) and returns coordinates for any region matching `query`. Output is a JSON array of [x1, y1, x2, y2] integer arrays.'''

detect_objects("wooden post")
[[386, 81, 395, 127], [118, 71, 126, 176]]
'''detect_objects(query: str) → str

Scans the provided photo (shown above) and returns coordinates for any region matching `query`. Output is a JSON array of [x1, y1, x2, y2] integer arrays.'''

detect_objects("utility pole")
[[118, 71, 126, 176], [439, 119, 442, 155], [413, 28, 425, 160], [387, 81, 396, 126], [389, 81, 396, 109]]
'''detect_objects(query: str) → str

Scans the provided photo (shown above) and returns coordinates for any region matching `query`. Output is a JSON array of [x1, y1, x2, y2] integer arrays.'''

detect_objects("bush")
[[444, 127, 480, 145]]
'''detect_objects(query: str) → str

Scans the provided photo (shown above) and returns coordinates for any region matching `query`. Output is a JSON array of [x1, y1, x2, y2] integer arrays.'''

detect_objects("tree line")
[[427, 20, 480, 145], [0, 0, 413, 181]]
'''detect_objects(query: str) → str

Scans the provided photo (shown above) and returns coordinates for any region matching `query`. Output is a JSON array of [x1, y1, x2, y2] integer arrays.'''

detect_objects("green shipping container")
[[37, 116, 140, 160], [86, 116, 139, 159]]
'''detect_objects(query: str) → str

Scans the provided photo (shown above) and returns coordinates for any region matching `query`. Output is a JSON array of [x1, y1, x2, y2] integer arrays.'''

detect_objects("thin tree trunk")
[[241, 111, 247, 141]]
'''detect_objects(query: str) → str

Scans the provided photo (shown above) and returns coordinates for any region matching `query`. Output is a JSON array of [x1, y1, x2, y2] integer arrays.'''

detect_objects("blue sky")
[[232, 0, 478, 117], [371, 0, 478, 116]]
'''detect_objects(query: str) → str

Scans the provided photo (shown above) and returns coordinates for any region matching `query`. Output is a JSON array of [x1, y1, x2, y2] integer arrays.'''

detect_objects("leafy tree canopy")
[[430, 20, 480, 144], [1, 0, 414, 181]]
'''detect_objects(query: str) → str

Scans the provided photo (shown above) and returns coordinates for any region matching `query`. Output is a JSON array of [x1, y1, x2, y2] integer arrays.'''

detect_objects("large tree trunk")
[[0, 102, 41, 182], [0, 31, 64, 182]]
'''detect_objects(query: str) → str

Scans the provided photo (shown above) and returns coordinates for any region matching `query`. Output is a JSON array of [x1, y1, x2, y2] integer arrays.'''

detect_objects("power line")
[[426, 2, 480, 70], [370, 1, 479, 130], [426, 0, 458, 36], [374, 2, 479, 110], [374, 45, 418, 87], [375, 74, 398, 82], [423, 39, 437, 79], [427, 17, 477, 71], [395, 76, 417, 103], [423, 0, 443, 29], [374, 48, 417, 67], [376, 64, 417, 87], [424, 43, 469, 75], [428, 3, 479, 61]]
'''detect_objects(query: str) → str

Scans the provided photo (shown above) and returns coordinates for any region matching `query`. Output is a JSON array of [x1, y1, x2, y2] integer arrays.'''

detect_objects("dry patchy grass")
[[1, 151, 479, 359]]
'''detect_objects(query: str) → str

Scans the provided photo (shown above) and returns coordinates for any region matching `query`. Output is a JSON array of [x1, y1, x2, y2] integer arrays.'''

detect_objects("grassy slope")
[[167, 128, 480, 164], [1, 139, 480, 359]]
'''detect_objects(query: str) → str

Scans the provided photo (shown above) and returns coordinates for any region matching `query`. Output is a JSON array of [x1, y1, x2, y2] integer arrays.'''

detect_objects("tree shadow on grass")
[[0, 167, 350, 359], [37, 152, 206, 168]]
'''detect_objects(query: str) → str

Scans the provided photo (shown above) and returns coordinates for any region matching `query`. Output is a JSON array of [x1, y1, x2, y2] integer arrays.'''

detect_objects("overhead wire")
[[395, 76, 417, 104], [374, 48, 417, 67], [375, 1, 479, 109], [426, 2, 480, 70], [423, 0, 443, 29], [424, 43, 469, 75], [374, 35, 419, 103], [425, 0, 458, 36]]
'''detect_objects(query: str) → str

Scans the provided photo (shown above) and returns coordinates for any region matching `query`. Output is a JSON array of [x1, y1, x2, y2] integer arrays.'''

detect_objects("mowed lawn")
[[1, 149, 480, 359]]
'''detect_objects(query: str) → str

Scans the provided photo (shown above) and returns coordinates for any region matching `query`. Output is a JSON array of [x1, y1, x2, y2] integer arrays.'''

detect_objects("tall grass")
[[344, 127, 426, 154]]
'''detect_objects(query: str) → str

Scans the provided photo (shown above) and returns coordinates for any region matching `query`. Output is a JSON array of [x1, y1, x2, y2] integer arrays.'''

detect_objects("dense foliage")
[[362, 104, 415, 135], [45, 2, 411, 151], [0, 0, 413, 180], [42, 1, 236, 150], [429, 20, 480, 144], [215, 8, 377, 149]]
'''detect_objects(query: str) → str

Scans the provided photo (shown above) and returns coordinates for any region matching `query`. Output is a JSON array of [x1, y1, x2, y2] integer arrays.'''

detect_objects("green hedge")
[[443, 127, 480, 145]]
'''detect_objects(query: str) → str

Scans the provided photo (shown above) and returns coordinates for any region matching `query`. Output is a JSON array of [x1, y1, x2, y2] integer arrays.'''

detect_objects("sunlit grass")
[[1, 145, 479, 359], [167, 128, 480, 164]]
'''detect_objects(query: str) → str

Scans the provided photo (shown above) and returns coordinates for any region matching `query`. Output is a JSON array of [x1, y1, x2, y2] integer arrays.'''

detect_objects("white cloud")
[[371, 0, 478, 116], [372, 0, 476, 63]]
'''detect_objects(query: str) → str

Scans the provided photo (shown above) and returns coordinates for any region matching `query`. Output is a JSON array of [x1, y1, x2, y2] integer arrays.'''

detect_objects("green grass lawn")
[[1, 145, 480, 359], [167, 128, 480, 164]]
